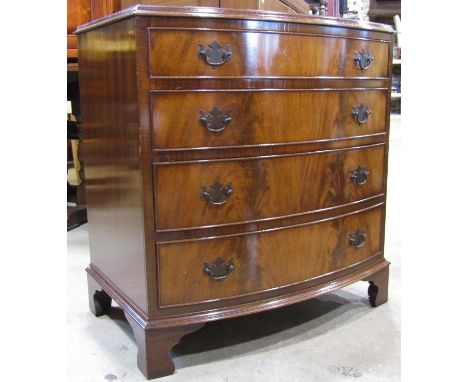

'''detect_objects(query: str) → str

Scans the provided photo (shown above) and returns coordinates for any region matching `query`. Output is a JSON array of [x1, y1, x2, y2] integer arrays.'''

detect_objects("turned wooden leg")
[[87, 273, 112, 317], [124, 311, 203, 379], [363, 265, 389, 307]]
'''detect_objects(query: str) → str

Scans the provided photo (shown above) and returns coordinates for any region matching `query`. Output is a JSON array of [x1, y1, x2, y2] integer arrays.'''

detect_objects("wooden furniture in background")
[[369, 0, 400, 20], [77, 5, 394, 379], [67, 0, 121, 59], [67, 1, 121, 230], [368, 0, 400, 114], [121, 0, 309, 13]]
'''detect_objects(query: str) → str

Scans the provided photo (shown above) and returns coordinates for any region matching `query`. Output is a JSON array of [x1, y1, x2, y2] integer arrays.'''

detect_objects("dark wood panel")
[[151, 89, 387, 150], [158, 206, 383, 306], [78, 18, 148, 313], [122, 0, 220, 8], [154, 144, 385, 230], [148, 29, 389, 78]]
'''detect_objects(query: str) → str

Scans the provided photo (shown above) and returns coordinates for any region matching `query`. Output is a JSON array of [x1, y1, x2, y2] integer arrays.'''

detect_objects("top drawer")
[[148, 29, 389, 78]]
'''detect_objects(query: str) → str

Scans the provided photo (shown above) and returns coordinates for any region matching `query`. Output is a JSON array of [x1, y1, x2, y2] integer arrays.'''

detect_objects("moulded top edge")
[[75, 4, 395, 35]]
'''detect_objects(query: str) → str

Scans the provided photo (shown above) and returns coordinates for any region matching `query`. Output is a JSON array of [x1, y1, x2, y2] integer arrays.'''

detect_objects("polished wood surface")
[[78, 18, 148, 312], [124, 311, 204, 379], [149, 29, 389, 78], [155, 145, 385, 230], [77, 7, 393, 379], [158, 206, 383, 306], [77, 4, 394, 34], [151, 90, 387, 149]]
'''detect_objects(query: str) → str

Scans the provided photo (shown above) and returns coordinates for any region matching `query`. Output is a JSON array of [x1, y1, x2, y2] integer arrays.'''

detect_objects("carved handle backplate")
[[350, 165, 370, 186], [198, 41, 232, 66], [352, 104, 371, 125], [354, 48, 374, 70], [199, 107, 232, 133], [203, 257, 234, 281], [349, 229, 367, 248], [201, 180, 233, 205]]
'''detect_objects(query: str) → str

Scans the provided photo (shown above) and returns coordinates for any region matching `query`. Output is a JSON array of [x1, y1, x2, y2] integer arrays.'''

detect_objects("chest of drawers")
[[77, 5, 394, 379]]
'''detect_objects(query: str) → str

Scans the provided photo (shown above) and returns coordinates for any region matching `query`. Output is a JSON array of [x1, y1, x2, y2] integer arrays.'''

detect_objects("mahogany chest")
[[77, 5, 394, 379]]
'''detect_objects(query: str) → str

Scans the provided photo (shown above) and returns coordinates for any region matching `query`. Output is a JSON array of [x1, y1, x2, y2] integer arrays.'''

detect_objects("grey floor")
[[68, 115, 401, 382]]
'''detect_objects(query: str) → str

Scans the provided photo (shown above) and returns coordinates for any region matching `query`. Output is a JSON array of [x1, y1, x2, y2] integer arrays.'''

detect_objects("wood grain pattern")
[[148, 29, 389, 78], [68, 0, 92, 35], [154, 145, 385, 230], [77, 9, 393, 378], [151, 89, 387, 150], [158, 205, 383, 306]]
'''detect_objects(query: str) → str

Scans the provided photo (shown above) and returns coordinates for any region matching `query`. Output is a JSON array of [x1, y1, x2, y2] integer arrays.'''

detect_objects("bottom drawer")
[[157, 206, 383, 307]]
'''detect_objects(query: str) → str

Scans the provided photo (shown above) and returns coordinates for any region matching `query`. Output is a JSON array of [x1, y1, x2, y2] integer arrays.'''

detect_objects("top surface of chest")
[[76, 6, 394, 86]]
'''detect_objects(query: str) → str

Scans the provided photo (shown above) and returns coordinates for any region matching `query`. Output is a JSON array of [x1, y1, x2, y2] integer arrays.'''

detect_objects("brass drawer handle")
[[199, 107, 232, 133], [198, 41, 232, 66], [349, 229, 367, 248], [203, 257, 234, 281], [350, 165, 370, 186], [201, 181, 233, 205], [352, 103, 371, 125], [354, 48, 373, 70]]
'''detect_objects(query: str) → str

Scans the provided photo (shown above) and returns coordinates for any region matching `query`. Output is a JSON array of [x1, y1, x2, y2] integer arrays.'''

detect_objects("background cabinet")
[[121, 0, 310, 13], [368, 0, 401, 114], [68, 0, 122, 59], [67, 0, 121, 230]]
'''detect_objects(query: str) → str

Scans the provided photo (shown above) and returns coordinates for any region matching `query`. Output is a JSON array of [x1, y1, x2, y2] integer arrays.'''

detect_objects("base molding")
[[87, 258, 389, 379], [87, 258, 390, 329]]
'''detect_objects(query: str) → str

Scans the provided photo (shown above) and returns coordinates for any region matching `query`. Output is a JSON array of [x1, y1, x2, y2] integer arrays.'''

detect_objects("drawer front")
[[149, 30, 389, 78], [155, 145, 385, 230], [151, 90, 387, 150], [158, 206, 383, 307]]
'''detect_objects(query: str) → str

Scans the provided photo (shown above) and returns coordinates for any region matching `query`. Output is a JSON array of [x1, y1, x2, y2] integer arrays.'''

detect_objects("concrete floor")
[[68, 115, 401, 382]]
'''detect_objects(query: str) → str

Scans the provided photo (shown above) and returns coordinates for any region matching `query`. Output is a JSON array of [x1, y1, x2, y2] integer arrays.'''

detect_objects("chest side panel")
[[78, 18, 148, 313]]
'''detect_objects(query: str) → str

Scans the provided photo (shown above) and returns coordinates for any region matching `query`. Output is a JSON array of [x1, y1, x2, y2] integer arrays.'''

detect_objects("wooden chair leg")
[[363, 265, 389, 307], [124, 311, 203, 379], [87, 273, 112, 317]]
